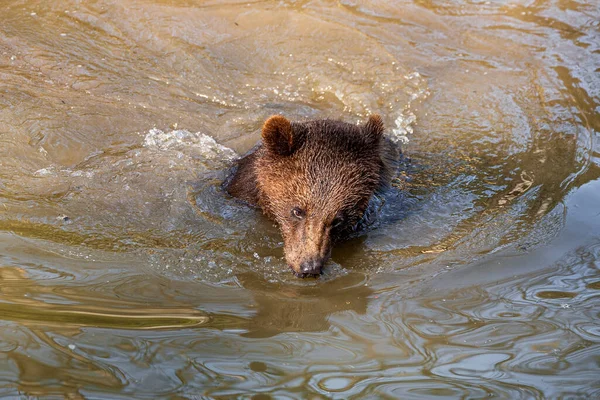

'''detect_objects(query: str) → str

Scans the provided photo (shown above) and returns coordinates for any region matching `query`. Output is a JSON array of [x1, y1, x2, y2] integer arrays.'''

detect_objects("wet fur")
[[225, 115, 396, 276]]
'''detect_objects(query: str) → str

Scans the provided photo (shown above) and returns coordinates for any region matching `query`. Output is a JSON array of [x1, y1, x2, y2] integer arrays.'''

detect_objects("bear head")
[[255, 115, 385, 277]]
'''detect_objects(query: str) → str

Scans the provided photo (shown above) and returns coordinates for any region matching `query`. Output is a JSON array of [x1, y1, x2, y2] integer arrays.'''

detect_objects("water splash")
[[389, 71, 429, 144], [143, 128, 237, 160]]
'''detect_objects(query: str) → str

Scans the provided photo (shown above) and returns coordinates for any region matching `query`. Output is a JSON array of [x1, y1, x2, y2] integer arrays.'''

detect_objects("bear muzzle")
[[288, 257, 326, 278], [301, 258, 325, 275], [283, 218, 333, 278], [287, 248, 332, 278]]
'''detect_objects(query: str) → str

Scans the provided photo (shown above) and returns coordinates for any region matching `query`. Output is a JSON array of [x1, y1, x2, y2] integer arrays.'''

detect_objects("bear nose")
[[300, 259, 324, 275]]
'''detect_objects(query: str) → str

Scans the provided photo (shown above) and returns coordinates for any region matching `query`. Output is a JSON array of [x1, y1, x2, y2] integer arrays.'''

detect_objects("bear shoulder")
[[223, 147, 261, 206]]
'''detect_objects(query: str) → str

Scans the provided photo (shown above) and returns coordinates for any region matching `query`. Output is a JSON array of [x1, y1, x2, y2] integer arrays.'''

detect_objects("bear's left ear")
[[363, 114, 384, 144], [262, 115, 297, 156]]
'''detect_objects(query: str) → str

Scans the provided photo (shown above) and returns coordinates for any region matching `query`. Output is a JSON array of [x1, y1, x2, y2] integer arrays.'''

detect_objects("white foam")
[[390, 112, 417, 144], [33, 167, 55, 177], [69, 170, 95, 178], [389, 71, 429, 144], [143, 129, 237, 160]]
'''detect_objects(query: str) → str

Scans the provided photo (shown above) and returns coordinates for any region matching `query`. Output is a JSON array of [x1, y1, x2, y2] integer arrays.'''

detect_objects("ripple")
[[1, 0, 600, 398], [0, 302, 210, 330], [536, 290, 578, 299], [587, 281, 600, 290], [316, 376, 361, 392]]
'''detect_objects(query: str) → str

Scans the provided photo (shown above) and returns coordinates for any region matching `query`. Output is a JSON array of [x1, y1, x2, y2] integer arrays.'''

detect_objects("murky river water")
[[1, 0, 599, 398]]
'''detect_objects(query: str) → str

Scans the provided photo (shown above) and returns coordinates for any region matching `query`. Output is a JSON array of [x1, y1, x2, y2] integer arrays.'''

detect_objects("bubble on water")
[[33, 167, 55, 177], [56, 215, 72, 224], [148, 248, 242, 283], [69, 169, 94, 178]]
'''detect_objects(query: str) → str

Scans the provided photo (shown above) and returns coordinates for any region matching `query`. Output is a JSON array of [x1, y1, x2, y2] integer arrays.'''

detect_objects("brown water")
[[1, 0, 599, 398]]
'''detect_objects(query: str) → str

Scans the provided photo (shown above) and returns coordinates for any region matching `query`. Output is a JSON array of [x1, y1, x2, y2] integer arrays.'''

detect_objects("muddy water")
[[1, 0, 599, 397]]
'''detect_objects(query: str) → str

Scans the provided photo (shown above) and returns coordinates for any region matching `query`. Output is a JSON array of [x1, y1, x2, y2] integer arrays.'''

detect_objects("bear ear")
[[364, 114, 384, 144], [262, 115, 296, 156]]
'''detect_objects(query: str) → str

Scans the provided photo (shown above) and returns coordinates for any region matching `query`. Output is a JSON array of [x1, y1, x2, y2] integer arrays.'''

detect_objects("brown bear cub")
[[225, 115, 394, 278]]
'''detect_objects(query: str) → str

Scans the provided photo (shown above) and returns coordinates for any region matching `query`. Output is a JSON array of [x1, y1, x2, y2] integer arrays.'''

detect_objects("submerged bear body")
[[225, 115, 396, 277]]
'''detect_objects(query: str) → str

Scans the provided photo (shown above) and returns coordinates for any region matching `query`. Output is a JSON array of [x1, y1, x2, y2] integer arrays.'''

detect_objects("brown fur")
[[225, 115, 391, 277]]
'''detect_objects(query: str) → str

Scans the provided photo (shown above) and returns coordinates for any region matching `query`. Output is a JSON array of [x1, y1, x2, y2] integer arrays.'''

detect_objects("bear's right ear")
[[262, 115, 296, 156], [363, 114, 384, 145]]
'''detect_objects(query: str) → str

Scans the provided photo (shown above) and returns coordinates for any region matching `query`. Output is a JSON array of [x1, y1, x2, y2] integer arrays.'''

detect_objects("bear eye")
[[332, 214, 345, 228], [291, 207, 305, 219]]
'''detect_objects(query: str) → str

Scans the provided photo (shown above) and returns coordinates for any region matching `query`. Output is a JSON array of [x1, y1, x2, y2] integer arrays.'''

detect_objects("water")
[[1, 0, 599, 398]]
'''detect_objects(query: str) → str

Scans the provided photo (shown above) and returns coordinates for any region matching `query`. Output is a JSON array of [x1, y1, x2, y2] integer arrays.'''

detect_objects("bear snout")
[[300, 258, 325, 276]]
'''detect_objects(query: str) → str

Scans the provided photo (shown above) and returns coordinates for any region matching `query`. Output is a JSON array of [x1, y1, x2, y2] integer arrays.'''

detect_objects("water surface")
[[1, 0, 599, 398]]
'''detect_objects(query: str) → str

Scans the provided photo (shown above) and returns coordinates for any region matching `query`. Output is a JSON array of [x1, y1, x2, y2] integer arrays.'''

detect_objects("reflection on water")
[[1, 0, 599, 397], [237, 272, 373, 338]]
